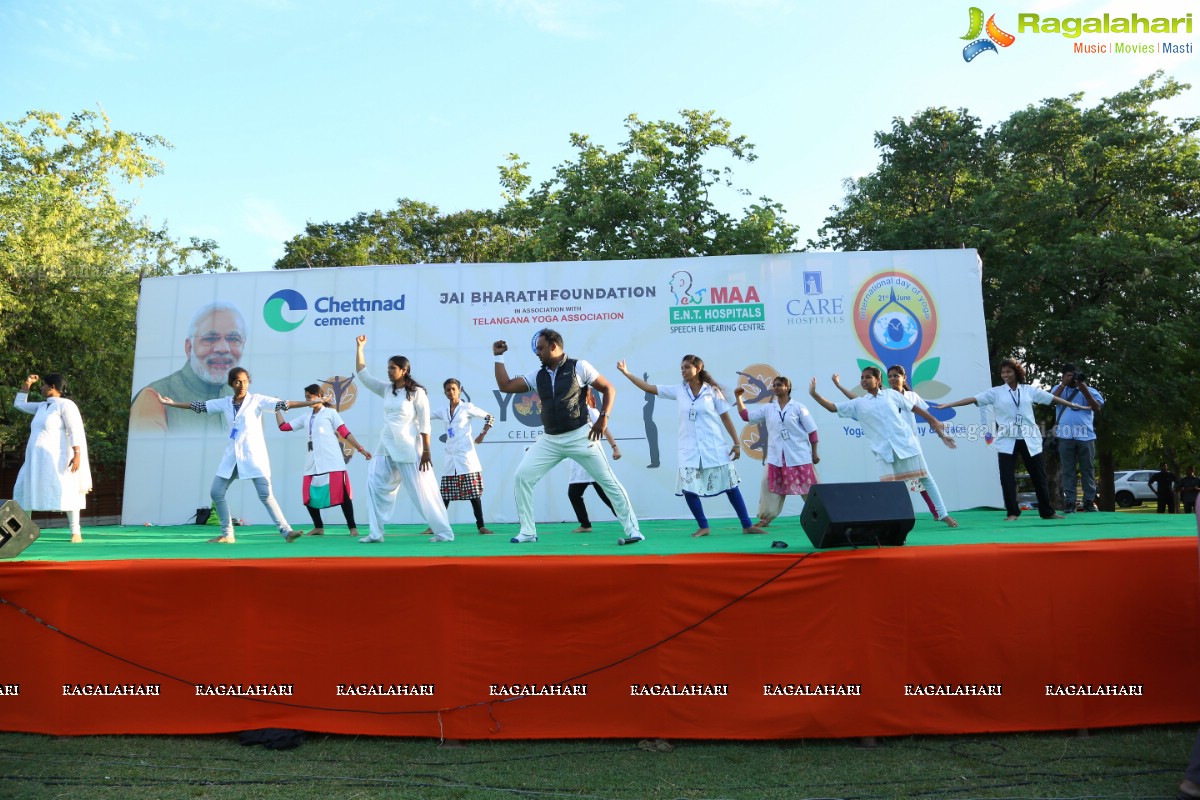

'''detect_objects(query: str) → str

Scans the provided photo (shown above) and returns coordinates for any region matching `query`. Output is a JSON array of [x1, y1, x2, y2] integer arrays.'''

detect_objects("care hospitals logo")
[[961, 7, 1016, 61], [784, 270, 845, 326], [264, 289, 307, 332], [853, 272, 955, 420], [667, 270, 765, 334]]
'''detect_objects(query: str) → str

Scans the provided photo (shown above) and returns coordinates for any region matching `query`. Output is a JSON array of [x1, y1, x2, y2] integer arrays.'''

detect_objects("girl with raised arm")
[[355, 335, 454, 543], [810, 367, 959, 528]]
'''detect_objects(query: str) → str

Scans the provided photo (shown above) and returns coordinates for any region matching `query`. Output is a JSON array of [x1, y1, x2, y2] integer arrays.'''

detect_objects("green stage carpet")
[[4, 509, 1194, 562]]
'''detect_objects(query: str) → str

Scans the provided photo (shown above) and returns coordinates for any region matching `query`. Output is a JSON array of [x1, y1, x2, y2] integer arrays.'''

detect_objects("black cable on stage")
[[0, 550, 816, 721]]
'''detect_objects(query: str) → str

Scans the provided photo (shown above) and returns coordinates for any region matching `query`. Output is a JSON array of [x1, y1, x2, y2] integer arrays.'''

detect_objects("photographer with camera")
[[1051, 362, 1104, 513]]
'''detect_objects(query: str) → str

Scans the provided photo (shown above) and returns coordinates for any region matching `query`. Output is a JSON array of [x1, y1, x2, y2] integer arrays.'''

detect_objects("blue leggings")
[[684, 487, 752, 528]]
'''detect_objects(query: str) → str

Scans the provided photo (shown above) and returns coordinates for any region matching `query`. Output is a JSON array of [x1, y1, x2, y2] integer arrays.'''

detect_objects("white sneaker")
[[509, 533, 538, 543], [359, 535, 383, 543]]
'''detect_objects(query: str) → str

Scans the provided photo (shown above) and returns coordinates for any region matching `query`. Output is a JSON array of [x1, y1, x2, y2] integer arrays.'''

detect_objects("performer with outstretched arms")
[[159, 367, 319, 543], [617, 355, 765, 537], [493, 329, 643, 545], [809, 367, 959, 528], [832, 365, 943, 520], [275, 384, 372, 537], [938, 358, 1085, 521]]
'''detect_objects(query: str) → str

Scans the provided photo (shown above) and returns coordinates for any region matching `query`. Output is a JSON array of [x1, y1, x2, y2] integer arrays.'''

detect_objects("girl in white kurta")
[[160, 367, 318, 543], [940, 358, 1085, 521], [354, 335, 454, 543], [810, 367, 959, 528], [618, 355, 764, 537], [276, 384, 373, 537], [832, 365, 947, 521], [429, 378, 495, 534], [733, 376, 819, 527], [13, 373, 93, 542]]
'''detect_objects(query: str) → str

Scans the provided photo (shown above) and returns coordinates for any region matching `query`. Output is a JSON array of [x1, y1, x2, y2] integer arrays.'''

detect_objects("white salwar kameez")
[[357, 369, 453, 541], [13, 393, 92, 535]]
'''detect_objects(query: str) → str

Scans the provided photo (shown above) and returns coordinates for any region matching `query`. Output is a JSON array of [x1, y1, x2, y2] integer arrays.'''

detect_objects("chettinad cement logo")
[[962, 7, 1016, 61], [262, 288, 406, 332], [263, 289, 307, 332]]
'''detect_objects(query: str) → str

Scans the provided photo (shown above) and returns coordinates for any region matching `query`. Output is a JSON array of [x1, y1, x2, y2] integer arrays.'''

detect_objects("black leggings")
[[568, 482, 615, 528], [307, 497, 357, 529], [443, 496, 486, 529]]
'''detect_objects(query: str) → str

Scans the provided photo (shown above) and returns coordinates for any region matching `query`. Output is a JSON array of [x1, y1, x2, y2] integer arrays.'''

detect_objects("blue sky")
[[3, 0, 1196, 271]]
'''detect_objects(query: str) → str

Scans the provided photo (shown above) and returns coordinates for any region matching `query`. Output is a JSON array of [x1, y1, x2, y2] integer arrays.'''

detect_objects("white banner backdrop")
[[123, 250, 1001, 527]]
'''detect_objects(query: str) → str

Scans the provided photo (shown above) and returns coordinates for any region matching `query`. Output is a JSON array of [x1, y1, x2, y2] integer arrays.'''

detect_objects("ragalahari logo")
[[263, 289, 307, 332], [962, 7, 1016, 61]]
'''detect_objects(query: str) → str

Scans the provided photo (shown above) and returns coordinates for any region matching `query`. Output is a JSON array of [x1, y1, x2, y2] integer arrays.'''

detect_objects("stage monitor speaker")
[[800, 482, 914, 548], [0, 499, 40, 559]]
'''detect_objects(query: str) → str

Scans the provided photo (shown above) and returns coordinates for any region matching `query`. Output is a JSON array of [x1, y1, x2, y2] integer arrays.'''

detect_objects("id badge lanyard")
[[686, 385, 705, 422]]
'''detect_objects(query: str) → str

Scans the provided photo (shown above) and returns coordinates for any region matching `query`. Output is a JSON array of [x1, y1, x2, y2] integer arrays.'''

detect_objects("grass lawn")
[[0, 726, 1193, 799]]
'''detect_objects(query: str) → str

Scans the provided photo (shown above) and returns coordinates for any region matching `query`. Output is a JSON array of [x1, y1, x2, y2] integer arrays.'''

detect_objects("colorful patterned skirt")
[[440, 471, 484, 502], [303, 471, 351, 509], [767, 463, 818, 496]]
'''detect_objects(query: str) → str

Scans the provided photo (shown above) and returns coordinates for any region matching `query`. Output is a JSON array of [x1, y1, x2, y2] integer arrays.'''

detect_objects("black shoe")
[[1080, 504, 1098, 512]]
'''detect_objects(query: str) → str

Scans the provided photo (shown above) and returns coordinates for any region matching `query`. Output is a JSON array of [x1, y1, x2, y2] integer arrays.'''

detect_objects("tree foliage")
[[0, 109, 233, 466], [813, 73, 1200, 472], [275, 110, 797, 269]]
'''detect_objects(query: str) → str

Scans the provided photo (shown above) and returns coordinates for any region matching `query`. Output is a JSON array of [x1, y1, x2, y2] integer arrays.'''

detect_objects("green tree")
[[275, 200, 519, 269], [813, 73, 1200, 502], [0, 109, 233, 466], [512, 110, 797, 261], [274, 110, 797, 269]]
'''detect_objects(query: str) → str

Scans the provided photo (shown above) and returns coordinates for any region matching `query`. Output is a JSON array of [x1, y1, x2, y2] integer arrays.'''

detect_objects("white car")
[[1113, 470, 1160, 508]]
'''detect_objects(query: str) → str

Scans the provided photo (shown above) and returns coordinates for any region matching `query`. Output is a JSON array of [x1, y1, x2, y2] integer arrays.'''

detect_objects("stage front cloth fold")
[[1, 538, 1197, 739]]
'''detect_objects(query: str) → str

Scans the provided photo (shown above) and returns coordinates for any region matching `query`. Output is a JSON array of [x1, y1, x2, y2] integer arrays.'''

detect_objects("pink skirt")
[[767, 463, 818, 496]]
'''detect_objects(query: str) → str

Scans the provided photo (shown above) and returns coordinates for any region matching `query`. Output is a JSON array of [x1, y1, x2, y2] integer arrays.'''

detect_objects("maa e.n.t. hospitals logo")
[[264, 289, 308, 332], [962, 7, 1016, 61], [667, 270, 765, 333], [853, 272, 955, 420]]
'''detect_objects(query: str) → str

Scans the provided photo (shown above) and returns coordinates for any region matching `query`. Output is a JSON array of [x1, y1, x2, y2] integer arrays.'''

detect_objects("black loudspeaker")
[[0, 499, 40, 559], [800, 482, 914, 548]]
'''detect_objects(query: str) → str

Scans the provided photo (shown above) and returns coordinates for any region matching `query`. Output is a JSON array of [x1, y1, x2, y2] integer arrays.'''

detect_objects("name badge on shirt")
[[229, 427, 239, 440], [447, 427, 456, 438], [688, 408, 698, 422], [780, 429, 791, 440]]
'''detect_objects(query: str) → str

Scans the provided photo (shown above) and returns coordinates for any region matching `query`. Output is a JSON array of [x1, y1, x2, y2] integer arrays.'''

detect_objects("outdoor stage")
[[1, 510, 1197, 741]]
